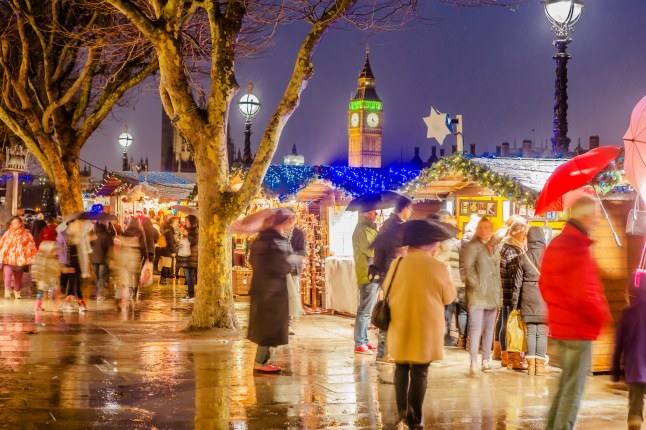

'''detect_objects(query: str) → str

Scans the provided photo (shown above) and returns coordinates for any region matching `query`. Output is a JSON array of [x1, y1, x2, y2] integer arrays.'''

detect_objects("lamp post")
[[238, 81, 261, 167], [118, 124, 133, 170], [543, 0, 584, 156], [2, 145, 29, 215]]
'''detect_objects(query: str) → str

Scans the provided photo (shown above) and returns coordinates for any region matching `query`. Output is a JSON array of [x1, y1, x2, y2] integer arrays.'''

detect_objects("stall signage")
[[460, 200, 497, 217]]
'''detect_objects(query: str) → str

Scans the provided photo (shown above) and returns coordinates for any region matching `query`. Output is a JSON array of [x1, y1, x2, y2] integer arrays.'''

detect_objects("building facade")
[[348, 51, 383, 168], [161, 110, 196, 173]]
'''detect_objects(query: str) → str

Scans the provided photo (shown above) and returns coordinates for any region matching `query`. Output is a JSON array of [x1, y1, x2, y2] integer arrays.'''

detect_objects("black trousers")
[[395, 362, 430, 428]]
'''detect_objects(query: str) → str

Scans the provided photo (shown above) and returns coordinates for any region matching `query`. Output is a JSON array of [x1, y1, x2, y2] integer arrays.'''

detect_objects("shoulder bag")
[[370, 257, 403, 331]]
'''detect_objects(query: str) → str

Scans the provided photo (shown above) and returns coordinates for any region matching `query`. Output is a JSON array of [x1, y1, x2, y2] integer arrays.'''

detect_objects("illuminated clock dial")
[[367, 112, 379, 127], [350, 112, 359, 127]]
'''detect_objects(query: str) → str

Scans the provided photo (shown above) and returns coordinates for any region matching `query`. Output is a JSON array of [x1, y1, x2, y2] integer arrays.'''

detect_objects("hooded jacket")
[[612, 273, 646, 384], [539, 221, 611, 340], [512, 227, 547, 323], [462, 237, 502, 309], [352, 215, 378, 285]]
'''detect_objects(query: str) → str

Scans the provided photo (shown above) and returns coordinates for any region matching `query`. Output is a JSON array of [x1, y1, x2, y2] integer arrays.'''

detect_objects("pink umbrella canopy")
[[624, 94, 646, 202], [230, 208, 294, 236]]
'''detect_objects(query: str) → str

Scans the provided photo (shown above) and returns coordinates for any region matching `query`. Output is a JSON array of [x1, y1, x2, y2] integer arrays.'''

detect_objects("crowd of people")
[[347, 195, 643, 430], [0, 210, 199, 310]]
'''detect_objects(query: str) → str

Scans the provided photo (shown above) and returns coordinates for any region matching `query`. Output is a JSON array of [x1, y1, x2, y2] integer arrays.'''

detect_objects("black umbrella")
[[63, 211, 117, 222], [346, 191, 411, 212], [371, 219, 458, 250]]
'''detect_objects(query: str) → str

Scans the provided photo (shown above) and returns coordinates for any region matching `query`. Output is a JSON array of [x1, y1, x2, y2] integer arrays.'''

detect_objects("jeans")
[[628, 383, 645, 425], [61, 270, 83, 300], [354, 283, 379, 348], [184, 268, 195, 298], [468, 307, 497, 363], [254, 345, 271, 365], [93, 263, 108, 297], [395, 362, 430, 428], [3, 266, 23, 292], [498, 305, 511, 351], [444, 302, 455, 338], [526, 323, 548, 358], [456, 301, 468, 338], [546, 340, 592, 430], [377, 329, 388, 359]]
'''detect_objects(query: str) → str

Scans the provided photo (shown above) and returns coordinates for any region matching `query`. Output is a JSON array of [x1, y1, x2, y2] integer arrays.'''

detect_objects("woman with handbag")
[[177, 215, 198, 302], [512, 226, 549, 375], [382, 219, 457, 429]]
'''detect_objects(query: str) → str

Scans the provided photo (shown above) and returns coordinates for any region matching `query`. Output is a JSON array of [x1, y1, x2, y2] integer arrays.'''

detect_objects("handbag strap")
[[383, 257, 403, 300], [521, 252, 541, 276]]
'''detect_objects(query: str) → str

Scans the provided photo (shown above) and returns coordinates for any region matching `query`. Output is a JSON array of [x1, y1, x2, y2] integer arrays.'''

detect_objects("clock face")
[[350, 112, 359, 127], [367, 112, 379, 128]]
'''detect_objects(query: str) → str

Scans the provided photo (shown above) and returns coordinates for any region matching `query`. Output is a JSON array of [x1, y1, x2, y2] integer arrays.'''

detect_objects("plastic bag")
[[287, 274, 303, 317], [506, 309, 527, 353], [178, 237, 191, 257], [140, 261, 153, 287]]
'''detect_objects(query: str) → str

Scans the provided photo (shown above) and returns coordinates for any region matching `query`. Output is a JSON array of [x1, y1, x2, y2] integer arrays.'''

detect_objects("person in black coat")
[[177, 215, 198, 301], [90, 222, 114, 299], [157, 218, 177, 285], [247, 208, 295, 373], [141, 217, 160, 262], [512, 226, 548, 375]]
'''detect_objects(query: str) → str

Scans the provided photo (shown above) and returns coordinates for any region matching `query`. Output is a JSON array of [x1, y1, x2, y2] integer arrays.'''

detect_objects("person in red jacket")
[[36, 217, 58, 249], [539, 196, 611, 430]]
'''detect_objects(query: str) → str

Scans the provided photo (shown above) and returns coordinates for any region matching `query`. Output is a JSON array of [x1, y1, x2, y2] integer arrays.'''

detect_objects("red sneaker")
[[253, 364, 281, 373], [367, 344, 378, 351], [354, 345, 373, 355]]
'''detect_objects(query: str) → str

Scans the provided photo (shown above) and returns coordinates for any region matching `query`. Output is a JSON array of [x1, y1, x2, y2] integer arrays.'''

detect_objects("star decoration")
[[423, 107, 453, 145]]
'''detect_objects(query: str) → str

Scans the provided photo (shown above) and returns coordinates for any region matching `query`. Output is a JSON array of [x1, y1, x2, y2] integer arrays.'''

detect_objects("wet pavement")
[[0, 280, 633, 429]]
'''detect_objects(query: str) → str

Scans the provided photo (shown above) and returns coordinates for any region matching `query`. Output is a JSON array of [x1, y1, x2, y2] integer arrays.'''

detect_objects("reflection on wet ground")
[[0, 281, 631, 429]]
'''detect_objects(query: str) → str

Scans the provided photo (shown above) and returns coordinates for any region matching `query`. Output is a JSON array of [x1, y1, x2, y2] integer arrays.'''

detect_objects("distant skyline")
[[81, 0, 646, 174]]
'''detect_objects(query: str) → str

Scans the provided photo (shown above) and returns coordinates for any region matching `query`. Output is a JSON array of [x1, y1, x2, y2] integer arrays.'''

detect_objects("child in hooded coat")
[[31, 241, 73, 311], [612, 271, 646, 430]]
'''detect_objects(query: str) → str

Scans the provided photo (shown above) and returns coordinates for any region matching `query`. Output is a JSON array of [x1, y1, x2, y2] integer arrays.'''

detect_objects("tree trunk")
[[186, 149, 238, 331], [49, 154, 84, 215]]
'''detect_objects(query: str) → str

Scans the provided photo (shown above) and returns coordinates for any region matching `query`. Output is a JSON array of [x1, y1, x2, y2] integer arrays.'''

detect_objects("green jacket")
[[352, 215, 378, 284]]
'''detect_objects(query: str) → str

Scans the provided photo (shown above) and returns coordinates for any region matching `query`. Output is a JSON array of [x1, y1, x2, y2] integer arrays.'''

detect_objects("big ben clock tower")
[[348, 50, 383, 168]]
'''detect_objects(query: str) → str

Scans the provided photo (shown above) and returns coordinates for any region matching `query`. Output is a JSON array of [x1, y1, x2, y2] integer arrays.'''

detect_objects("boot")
[[509, 352, 528, 370], [535, 357, 548, 376], [14, 290, 21, 299], [526, 357, 536, 375], [159, 267, 168, 285], [35, 298, 45, 312], [501, 350, 510, 368], [493, 340, 501, 360]]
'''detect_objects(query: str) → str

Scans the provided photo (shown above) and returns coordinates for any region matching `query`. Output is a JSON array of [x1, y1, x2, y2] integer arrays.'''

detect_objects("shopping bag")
[[626, 197, 646, 236], [287, 274, 303, 317], [140, 261, 153, 287], [177, 237, 191, 257], [506, 310, 527, 353]]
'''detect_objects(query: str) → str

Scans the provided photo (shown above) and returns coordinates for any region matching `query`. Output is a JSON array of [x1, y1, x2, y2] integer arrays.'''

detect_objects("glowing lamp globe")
[[118, 125, 133, 151], [543, 0, 583, 35], [238, 82, 261, 118]]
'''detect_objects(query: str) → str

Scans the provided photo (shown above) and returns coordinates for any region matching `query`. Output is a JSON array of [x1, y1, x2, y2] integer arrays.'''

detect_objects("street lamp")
[[2, 145, 29, 215], [238, 81, 261, 167], [543, 0, 584, 156], [118, 124, 133, 171]]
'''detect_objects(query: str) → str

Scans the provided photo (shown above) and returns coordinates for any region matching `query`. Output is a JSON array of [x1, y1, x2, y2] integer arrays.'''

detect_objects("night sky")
[[81, 1, 646, 174]]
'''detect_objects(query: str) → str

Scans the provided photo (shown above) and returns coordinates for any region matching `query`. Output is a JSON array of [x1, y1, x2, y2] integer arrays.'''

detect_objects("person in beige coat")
[[383, 219, 457, 429]]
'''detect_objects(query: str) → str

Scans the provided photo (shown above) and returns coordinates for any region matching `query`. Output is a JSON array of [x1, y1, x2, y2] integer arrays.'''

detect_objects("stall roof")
[[469, 158, 567, 193], [114, 171, 197, 185]]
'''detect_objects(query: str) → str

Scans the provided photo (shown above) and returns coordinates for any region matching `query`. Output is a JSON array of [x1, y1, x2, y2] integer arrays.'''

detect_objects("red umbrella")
[[535, 146, 621, 214], [534, 146, 622, 246], [535, 186, 595, 215], [624, 94, 646, 202]]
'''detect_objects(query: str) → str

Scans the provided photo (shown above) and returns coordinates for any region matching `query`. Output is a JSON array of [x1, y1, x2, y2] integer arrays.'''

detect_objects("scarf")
[[506, 235, 526, 251]]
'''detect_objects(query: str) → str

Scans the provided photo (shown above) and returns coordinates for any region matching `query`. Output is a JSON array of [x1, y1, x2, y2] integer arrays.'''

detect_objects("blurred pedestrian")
[[372, 198, 413, 362], [36, 216, 58, 248], [540, 196, 611, 430], [512, 226, 548, 375], [30, 214, 46, 244], [384, 219, 456, 429], [141, 217, 159, 262], [122, 217, 148, 298], [31, 241, 71, 311], [499, 222, 529, 370], [462, 217, 502, 376], [353, 209, 379, 355], [612, 275, 646, 430], [0, 216, 37, 299], [247, 209, 295, 373], [177, 215, 198, 302], [284, 215, 306, 335], [90, 222, 114, 300], [57, 219, 91, 312]]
